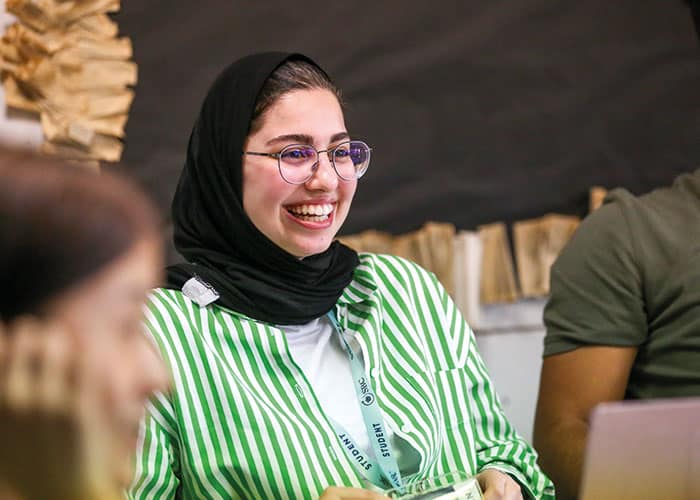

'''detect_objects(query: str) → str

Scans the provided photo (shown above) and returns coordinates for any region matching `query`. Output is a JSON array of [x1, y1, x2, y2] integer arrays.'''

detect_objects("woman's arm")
[[429, 273, 555, 500]]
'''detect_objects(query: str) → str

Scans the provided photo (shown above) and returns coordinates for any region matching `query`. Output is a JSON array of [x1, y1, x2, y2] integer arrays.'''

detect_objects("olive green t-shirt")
[[543, 169, 700, 399]]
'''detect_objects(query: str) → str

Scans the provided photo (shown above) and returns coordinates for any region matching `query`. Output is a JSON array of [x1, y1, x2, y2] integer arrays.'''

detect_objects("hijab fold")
[[167, 52, 359, 325]]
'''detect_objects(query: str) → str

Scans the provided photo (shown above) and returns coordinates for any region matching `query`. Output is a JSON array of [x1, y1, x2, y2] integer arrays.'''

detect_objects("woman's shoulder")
[[146, 287, 251, 325], [356, 252, 438, 291], [147, 287, 187, 308], [357, 251, 433, 273], [144, 287, 212, 325]]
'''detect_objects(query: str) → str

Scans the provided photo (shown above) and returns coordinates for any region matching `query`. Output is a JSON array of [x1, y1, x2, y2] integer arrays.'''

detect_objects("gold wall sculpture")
[[1, 0, 134, 166]]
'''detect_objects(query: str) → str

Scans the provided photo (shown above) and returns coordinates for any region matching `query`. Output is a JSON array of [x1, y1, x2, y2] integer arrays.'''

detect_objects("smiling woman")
[[242, 87, 359, 258], [129, 52, 554, 500]]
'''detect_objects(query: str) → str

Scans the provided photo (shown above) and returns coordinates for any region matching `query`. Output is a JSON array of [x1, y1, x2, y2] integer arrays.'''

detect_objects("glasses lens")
[[333, 141, 371, 180], [279, 145, 316, 183]]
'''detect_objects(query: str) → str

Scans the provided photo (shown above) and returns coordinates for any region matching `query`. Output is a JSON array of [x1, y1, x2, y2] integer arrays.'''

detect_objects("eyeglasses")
[[242, 140, 371, 184]]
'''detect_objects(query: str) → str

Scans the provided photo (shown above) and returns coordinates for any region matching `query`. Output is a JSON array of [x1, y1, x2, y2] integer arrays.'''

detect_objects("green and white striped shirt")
[[129, 254, 554, 499]]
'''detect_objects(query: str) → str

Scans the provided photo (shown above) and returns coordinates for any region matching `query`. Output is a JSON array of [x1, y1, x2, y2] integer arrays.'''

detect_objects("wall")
[[114, 0, 700, 242]]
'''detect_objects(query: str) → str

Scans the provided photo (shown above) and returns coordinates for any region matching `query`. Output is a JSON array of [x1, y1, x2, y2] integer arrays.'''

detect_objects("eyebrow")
[[265, 132, 350, 147]]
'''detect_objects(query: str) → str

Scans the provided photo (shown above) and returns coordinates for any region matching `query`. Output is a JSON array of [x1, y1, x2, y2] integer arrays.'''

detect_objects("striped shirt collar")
[[337, 257, 379, 306]]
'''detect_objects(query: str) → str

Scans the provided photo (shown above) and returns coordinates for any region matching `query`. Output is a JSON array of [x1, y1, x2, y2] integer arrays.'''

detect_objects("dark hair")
[[249, 59, 343, 135], [0, 147, 160, 321]]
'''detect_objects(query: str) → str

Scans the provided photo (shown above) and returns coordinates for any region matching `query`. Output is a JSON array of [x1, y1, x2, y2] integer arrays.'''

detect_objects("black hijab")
[[167, 52, 359, 325]]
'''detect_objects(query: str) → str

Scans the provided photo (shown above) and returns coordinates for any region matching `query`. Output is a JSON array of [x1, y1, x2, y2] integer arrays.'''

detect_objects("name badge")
[[182, 277, 220, 307]]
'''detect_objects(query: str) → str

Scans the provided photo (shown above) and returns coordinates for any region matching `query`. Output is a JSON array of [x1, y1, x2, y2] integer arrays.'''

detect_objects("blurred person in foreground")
[[0, 148, 170, 500]]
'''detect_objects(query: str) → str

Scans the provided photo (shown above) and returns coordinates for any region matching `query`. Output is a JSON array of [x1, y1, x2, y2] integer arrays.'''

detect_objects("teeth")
[[288, 203, 333, 216]]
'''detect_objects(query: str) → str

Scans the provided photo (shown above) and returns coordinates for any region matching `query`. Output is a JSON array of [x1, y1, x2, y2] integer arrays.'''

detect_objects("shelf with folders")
[[339, 187, 607, 330]]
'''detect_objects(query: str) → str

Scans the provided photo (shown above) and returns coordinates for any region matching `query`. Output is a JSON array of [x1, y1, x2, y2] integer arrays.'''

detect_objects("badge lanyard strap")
[[326, 310, 404, 491], [330, 419, 389, 489]]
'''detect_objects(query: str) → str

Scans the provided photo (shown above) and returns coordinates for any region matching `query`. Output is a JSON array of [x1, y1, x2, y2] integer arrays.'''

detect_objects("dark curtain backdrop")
[[113, 1, 700, 263]]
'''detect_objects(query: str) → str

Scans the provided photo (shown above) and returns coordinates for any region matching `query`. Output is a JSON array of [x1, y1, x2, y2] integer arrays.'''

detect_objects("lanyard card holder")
[[382, 471, 483, 500]]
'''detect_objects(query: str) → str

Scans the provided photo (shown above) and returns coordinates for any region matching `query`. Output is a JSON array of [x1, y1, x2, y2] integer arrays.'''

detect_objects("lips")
[[285, 202, 335, 222]]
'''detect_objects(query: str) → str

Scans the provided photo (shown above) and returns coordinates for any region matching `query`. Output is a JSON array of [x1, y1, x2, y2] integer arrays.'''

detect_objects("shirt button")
[[371, 368, 380, 378], [294, 384, 305, 398], [401, 424, 412, 433]]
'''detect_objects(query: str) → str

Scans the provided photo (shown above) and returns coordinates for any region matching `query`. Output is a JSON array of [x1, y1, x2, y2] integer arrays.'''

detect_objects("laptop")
[[579, 397, 700, 500]]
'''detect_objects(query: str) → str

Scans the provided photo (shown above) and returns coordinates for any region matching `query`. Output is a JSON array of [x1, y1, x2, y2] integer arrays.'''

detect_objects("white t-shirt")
[[281, 316, 421, 477]]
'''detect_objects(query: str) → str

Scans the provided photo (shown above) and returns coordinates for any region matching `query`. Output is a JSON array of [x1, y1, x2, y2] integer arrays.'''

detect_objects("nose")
[[305, 152, 338, 191]]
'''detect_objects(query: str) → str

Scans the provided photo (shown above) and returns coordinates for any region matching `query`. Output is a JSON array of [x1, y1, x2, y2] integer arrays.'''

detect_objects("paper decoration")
[[338, 222, 456, 296], [341, 212, 581, 308], [513, 214, 580, 297], [477, 222, 519, 304], [1, 0, 134, 164], [453, 230, 482, 326]]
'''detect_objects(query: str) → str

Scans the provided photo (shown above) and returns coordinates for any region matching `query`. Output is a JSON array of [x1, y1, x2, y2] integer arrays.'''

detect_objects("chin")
[[290, 241, 333, 259]]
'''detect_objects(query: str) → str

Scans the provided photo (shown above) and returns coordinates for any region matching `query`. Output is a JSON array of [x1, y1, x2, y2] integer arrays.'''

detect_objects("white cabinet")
[[471, 300, 547, 444]]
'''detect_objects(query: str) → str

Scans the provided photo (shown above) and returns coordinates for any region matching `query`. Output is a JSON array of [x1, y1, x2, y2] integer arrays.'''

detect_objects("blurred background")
[[113, 1, 700, 247]]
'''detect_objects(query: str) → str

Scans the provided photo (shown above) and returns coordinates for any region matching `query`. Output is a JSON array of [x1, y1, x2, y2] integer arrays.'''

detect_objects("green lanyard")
[[326, 310, 404, 492]]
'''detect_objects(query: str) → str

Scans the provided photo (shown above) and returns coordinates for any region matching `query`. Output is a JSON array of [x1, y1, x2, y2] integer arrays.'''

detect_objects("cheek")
[[338, 181, 357, 214], [83, 333, 133, 408], [243, 186, 276, 231], [245, 181, 300, 228], [93, 343, 126, 397], [244, 171, 288, 213]]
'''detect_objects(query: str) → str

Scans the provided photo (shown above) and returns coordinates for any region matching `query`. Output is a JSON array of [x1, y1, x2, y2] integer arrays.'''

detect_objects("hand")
[[0, 318, 118, 500], [319, 486, 390, 500], [476, 469, 523, 500]]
